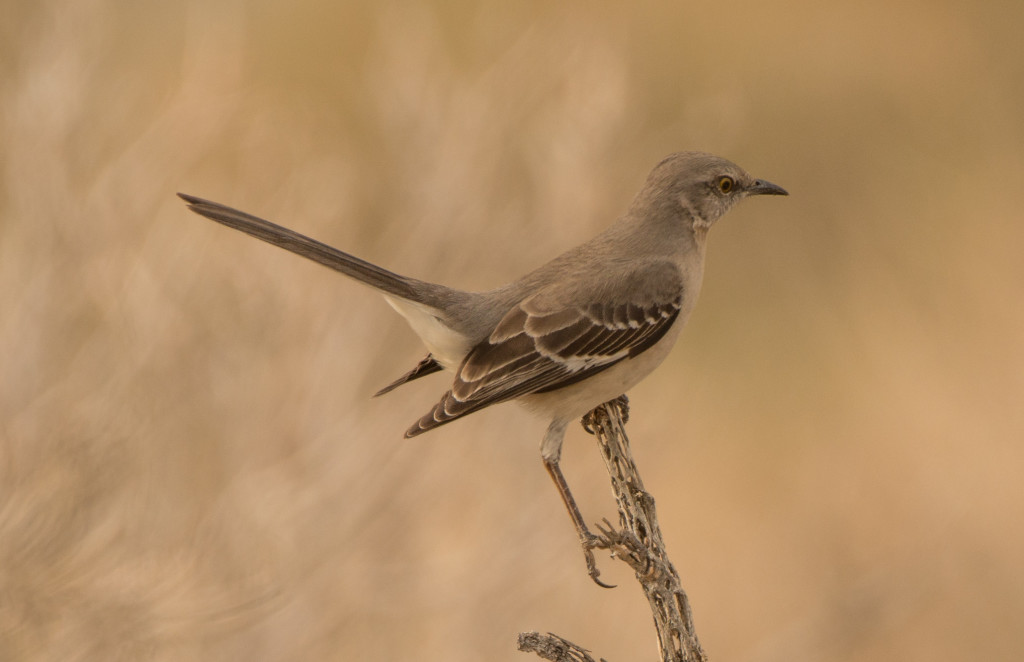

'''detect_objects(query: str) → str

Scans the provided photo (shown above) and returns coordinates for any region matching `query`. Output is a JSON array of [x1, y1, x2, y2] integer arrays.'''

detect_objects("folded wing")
[[406, 267, 683, 437]]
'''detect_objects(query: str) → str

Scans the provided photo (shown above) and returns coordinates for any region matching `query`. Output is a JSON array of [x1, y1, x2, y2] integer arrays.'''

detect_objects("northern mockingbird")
[[179, 151, 787, 585]]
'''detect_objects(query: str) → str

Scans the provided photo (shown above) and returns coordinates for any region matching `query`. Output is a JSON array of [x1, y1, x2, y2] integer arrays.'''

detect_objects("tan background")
[[2, 1, 1022, 660]]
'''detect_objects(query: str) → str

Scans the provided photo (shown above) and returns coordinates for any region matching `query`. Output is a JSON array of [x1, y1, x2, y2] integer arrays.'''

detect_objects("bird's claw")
[[609, 394, 630, 424], [581, 394, 630, 435], [581, 533, 616, 589]]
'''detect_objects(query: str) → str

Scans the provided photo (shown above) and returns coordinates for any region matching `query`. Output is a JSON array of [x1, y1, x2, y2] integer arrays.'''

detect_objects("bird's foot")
[[594, 518, 654, 578], [610, 394, 630, 424], [581, 531, 616, 589], [581, 394, 630, 434]]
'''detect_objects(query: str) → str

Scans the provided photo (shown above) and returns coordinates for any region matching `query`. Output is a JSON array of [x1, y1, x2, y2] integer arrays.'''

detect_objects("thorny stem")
[[520, 397, 708, 662]]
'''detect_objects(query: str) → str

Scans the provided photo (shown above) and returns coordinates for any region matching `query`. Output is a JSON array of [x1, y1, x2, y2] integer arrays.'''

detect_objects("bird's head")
[[635, 151, 788, 232]]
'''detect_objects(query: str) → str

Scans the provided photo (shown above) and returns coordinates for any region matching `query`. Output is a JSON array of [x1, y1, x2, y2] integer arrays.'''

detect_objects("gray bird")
[[179, 151, 787, 585]]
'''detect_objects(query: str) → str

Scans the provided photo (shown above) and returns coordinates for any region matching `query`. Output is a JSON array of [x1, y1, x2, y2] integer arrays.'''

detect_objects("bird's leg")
[[543, 459, 614, 589], [541, 420, 615, 589]]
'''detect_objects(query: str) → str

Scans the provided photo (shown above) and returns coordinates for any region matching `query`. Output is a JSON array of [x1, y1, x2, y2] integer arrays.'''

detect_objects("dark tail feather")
[[373, 354, 444, 397], [178, 193, 424, 303]]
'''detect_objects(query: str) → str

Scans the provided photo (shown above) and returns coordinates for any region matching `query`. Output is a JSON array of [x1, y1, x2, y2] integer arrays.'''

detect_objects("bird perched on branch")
[[179, 151, 787, 586]]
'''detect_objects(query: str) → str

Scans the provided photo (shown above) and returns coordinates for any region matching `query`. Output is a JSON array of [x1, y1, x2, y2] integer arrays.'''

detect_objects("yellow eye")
[[717, 176, 735, 194]]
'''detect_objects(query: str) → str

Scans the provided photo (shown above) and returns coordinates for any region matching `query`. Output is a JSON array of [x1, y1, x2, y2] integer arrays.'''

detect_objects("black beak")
[[748, 179, 788, 196]]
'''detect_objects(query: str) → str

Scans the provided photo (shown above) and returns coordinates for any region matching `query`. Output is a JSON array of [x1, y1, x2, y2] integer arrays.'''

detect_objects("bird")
[[178, 151, 787, 585]]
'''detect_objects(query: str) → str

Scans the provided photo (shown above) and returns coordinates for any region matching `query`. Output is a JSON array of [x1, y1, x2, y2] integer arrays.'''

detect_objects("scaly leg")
[[541, 419, 614, 588]]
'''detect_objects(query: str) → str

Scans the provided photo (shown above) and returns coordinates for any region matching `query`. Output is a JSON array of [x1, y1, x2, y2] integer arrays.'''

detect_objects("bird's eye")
[[717, 176, 735, 194]]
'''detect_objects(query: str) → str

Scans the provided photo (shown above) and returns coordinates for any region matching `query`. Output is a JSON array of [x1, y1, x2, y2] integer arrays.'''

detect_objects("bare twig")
[[516, 632, 602, 662], [520, 397, 709, 662]]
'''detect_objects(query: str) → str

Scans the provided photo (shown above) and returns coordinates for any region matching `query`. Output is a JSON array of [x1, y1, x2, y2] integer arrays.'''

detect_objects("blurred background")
[[2, 1, 1022, 660]]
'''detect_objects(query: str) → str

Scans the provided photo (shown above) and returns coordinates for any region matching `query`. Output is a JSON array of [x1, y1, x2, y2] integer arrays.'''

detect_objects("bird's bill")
[[748, 179, 788, 196]]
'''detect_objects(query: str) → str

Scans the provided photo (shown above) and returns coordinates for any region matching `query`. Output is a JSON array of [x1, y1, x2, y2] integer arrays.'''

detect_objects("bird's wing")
[[406, 262, 684, 436]]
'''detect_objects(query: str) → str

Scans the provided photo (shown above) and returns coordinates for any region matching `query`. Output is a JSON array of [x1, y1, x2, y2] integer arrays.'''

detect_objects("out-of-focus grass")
[[2, 2, 1022, 661]]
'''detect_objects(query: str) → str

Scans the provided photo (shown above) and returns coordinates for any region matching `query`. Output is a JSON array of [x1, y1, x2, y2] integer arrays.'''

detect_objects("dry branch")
[[516, 632, 601, 662], [520, 398, 708, 662]]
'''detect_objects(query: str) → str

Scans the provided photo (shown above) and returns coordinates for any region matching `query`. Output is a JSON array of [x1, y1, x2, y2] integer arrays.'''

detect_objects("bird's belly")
[[518, 317, 684, 422]]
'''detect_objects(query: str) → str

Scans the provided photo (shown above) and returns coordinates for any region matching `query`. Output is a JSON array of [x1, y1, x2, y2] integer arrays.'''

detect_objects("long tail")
[[179, 193, 428, 304]]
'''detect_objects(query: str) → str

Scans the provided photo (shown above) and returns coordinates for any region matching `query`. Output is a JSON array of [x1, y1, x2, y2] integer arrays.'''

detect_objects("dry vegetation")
[[2, 1, 1023, 660]]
